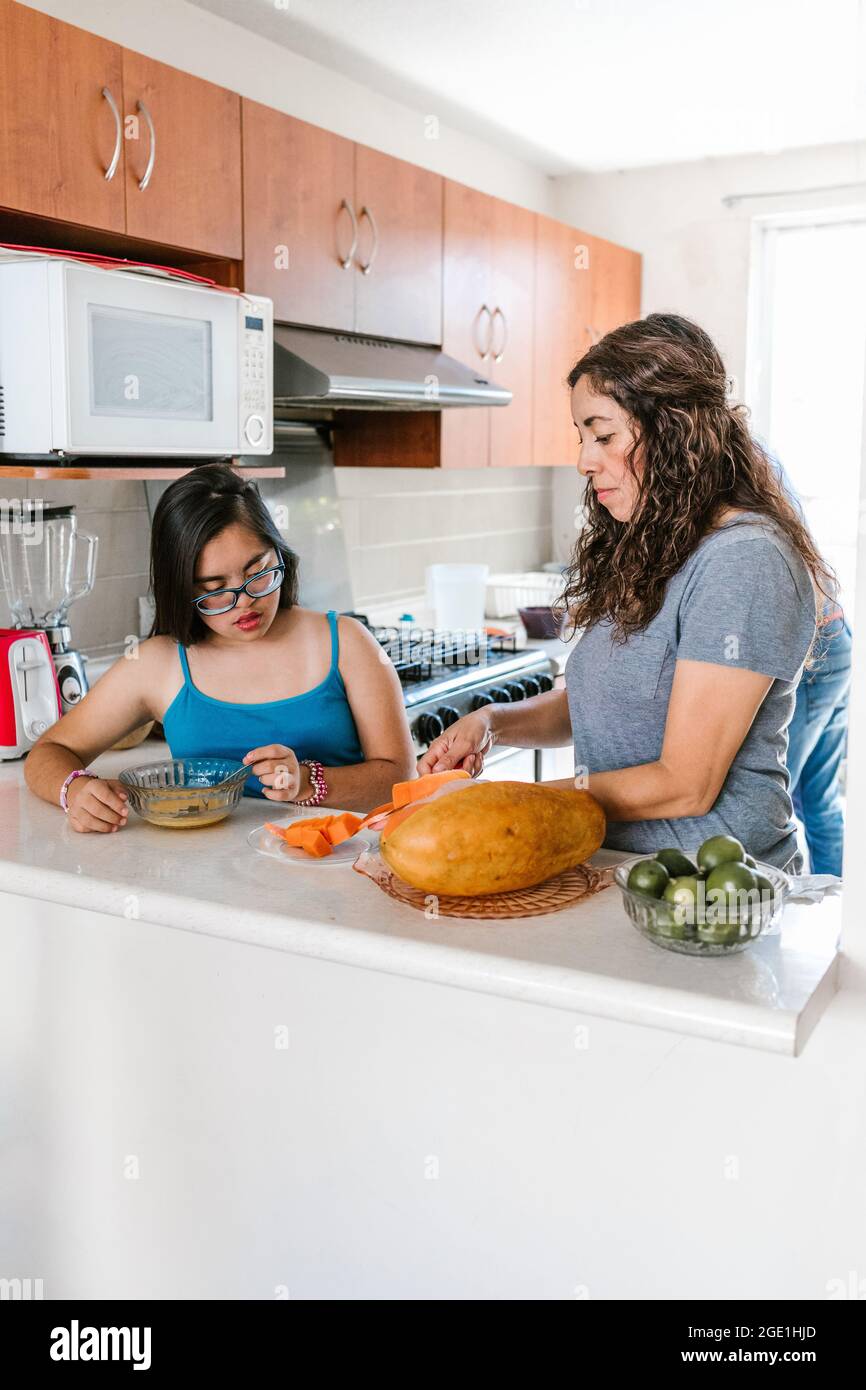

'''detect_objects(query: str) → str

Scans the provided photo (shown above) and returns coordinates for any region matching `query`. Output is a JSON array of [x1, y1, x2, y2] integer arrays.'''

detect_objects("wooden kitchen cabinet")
[[122, 51, 242, 258], [242, 102, 355, 331], [352, 144, 442, 344], [487, 197, 535, 468], [440, 180, 494, 469], [587, 233, 642, 340], [532, 214, 593, 469], [0, 0, 125, 232], [242, 114, 442, 343], [440, 181, 535, 469]]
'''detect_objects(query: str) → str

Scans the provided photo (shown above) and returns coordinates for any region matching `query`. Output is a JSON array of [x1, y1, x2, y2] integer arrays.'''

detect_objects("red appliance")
[[0, 629, 62, 760]]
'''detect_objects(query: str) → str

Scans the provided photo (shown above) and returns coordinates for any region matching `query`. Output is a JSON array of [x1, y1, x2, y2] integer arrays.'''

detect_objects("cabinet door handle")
[[338, 198, 358, 269], [101, 86, 122, 181], [136, 99, 156, 191], [357, 205, 379, 274], [475, 304, 493, 360], [491, 306, 508, 362]]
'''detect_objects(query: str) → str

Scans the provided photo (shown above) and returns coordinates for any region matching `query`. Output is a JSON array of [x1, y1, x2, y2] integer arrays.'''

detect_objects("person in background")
[[771, 456, 852, 877]]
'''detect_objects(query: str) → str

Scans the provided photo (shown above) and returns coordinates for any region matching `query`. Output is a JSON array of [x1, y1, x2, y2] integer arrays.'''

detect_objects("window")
[[747, 213, 866, 621]]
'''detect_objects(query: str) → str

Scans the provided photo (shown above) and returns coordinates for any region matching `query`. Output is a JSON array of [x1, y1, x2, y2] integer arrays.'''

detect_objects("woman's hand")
[[244, 744, 302, 801], [65, 776, 129, 833], [416, 710, 495, 777]]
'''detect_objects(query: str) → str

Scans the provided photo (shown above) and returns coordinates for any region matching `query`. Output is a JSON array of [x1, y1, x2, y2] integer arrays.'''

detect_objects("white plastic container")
[[425, 563, 489, 630]]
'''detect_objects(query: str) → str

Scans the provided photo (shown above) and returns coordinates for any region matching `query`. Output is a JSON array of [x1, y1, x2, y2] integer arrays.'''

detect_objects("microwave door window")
[[88, 305, 214, 420]]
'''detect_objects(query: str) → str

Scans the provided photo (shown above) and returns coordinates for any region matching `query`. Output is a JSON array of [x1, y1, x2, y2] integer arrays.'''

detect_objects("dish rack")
[[486, 571, 565, 618]]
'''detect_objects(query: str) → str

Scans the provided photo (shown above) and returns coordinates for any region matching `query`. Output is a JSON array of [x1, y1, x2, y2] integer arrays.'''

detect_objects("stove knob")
[[436, 705, 460, 729], [470, 692, 494, 711], [520, 675, 541, 698], [415, 711, 445, 746], [504, 681, 525, 702], [537, 673, 555, 693], [488, 686, 512, 703]]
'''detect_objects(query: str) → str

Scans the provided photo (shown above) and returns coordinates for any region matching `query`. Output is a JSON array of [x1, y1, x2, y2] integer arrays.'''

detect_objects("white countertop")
[[0, 742, 841, 1056]]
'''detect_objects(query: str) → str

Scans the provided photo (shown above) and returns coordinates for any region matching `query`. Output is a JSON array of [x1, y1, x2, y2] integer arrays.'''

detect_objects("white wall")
[[22, 0, 555, 215], [552, 139, 866, 392]]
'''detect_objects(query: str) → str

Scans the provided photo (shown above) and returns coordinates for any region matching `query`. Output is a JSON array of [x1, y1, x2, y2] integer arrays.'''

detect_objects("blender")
[[0, 501, 98, 712]]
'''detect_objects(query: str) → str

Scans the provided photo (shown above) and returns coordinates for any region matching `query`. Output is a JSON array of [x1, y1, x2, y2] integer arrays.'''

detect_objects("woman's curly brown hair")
[[560, 313, 836, 669]]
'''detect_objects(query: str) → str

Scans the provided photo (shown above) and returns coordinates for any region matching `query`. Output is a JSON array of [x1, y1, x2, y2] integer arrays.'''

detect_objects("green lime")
[[663, 874, 703, 925], [627, 859, 670, 898], [651, 904, 694, 940], [697, 834, 747, 872], [704, 862, 758, 924], [654, 847, 697, 878], [697, 918, 742, 945]]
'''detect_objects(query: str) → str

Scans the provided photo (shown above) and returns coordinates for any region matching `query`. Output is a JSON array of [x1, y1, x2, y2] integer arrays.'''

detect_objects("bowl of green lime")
[[614, 835, 790, 956]]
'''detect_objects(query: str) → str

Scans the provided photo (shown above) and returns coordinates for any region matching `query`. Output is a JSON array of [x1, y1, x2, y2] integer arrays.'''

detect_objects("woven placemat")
[[352, 846, 615, 919]]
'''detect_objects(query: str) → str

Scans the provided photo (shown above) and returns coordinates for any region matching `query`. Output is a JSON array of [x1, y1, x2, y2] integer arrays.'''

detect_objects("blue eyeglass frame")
[[191, 562, 286, 615]]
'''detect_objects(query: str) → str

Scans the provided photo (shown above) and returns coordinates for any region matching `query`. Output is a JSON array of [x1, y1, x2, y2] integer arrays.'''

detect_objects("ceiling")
[[189, 0, 866, 173]]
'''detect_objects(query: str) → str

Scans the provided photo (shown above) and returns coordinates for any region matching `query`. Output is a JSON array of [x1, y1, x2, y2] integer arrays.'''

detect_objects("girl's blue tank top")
[[162, 609, 365, 798]]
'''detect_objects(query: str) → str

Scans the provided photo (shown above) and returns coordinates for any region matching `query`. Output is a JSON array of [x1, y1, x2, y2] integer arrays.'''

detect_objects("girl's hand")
[[415, 710, 495, 777], [65, 776, 129, 834], [244, 744, 301, 801]]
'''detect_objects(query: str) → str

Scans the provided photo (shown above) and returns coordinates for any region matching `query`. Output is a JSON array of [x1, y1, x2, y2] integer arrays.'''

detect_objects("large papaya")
[[379, 781, 606, 896]]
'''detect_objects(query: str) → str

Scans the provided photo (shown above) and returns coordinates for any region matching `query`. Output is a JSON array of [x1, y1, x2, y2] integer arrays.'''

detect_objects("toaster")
[[0, 629, 62, 759]]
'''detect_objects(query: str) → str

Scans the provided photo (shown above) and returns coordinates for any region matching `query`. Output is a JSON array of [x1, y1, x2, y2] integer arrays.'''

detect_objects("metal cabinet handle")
[[101, 86, 122, 181], [491, 306, 509, 362], [338, 198, 359, 269], [136, 99, 156, 191], [357, 205, 379, 274], [474, 304, 493, 360]]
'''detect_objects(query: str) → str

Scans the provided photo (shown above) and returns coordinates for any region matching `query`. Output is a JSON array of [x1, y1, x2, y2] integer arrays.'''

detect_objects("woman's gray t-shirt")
[[564, 514, 817, 872]]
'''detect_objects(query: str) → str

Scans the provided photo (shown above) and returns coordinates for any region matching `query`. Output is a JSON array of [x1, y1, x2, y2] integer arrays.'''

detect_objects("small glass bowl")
[[614, 852, 790, 956], [119, 758, 249, 829]]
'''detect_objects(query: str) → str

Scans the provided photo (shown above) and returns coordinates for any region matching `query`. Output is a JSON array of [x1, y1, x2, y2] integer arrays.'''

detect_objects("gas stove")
[[343, 615, 556, 754]]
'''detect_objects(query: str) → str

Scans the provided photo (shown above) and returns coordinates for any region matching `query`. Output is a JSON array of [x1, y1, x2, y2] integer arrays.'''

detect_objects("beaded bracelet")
[[60, 767, 96, 813], [294, 758, 328, 807]]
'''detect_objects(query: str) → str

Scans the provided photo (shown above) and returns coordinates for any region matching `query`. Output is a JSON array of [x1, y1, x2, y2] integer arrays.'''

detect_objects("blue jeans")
[[786, 618, 853, 876]]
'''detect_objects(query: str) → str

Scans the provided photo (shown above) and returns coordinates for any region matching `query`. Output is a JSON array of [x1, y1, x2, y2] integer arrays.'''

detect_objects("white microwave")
[[0, 259, 273, 458]]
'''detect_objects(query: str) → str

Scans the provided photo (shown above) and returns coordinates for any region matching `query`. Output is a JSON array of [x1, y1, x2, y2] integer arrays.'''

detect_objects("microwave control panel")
[[239, 294, 273, 453]]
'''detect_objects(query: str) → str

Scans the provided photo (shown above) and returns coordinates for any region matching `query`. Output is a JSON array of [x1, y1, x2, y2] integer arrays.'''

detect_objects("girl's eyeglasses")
[[192, 563, 285, 616]]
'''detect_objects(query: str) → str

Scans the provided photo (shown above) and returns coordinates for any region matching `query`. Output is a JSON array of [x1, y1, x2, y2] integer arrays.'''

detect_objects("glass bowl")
[[614, 851, 790, 956], [119, 758, 249, 829]]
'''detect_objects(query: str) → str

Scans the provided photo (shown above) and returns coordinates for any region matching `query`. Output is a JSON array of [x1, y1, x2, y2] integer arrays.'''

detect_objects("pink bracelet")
[[60, 768, 96, 813], [294, 759, 328, 807]]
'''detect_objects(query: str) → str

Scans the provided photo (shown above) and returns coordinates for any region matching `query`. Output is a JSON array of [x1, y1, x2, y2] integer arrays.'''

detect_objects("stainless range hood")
[[272, 323, 512, 414]]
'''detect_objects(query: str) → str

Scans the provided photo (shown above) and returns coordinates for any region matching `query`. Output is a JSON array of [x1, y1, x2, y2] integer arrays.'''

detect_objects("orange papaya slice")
[[326, 811, 364, 845], [391, 769, 471, 809]]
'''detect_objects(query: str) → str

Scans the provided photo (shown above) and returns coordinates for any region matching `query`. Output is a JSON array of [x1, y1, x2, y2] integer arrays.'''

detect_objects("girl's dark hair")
[[149, 463, 299, 645], [561, 313, 835, 667]]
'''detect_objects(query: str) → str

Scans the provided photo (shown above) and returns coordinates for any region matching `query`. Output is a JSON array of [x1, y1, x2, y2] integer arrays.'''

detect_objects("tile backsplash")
[[0, 443, 557, 653], [336, 463, 553, 612]]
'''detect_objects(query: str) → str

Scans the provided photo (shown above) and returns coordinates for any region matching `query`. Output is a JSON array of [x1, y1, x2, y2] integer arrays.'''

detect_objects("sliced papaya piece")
[[282, 824, 333, 857], [326, 811, 364, 845], [356, 799, 394, 831], [356, 802, 394, 832], [391, 769, 471, 809], [265, 816, 331, 840], [266, 819, 334, 856]]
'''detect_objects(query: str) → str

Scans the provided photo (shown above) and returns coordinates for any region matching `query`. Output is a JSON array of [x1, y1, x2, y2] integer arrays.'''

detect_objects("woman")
[[419, 314, 834, 873], [25, 464, 415, 832]]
